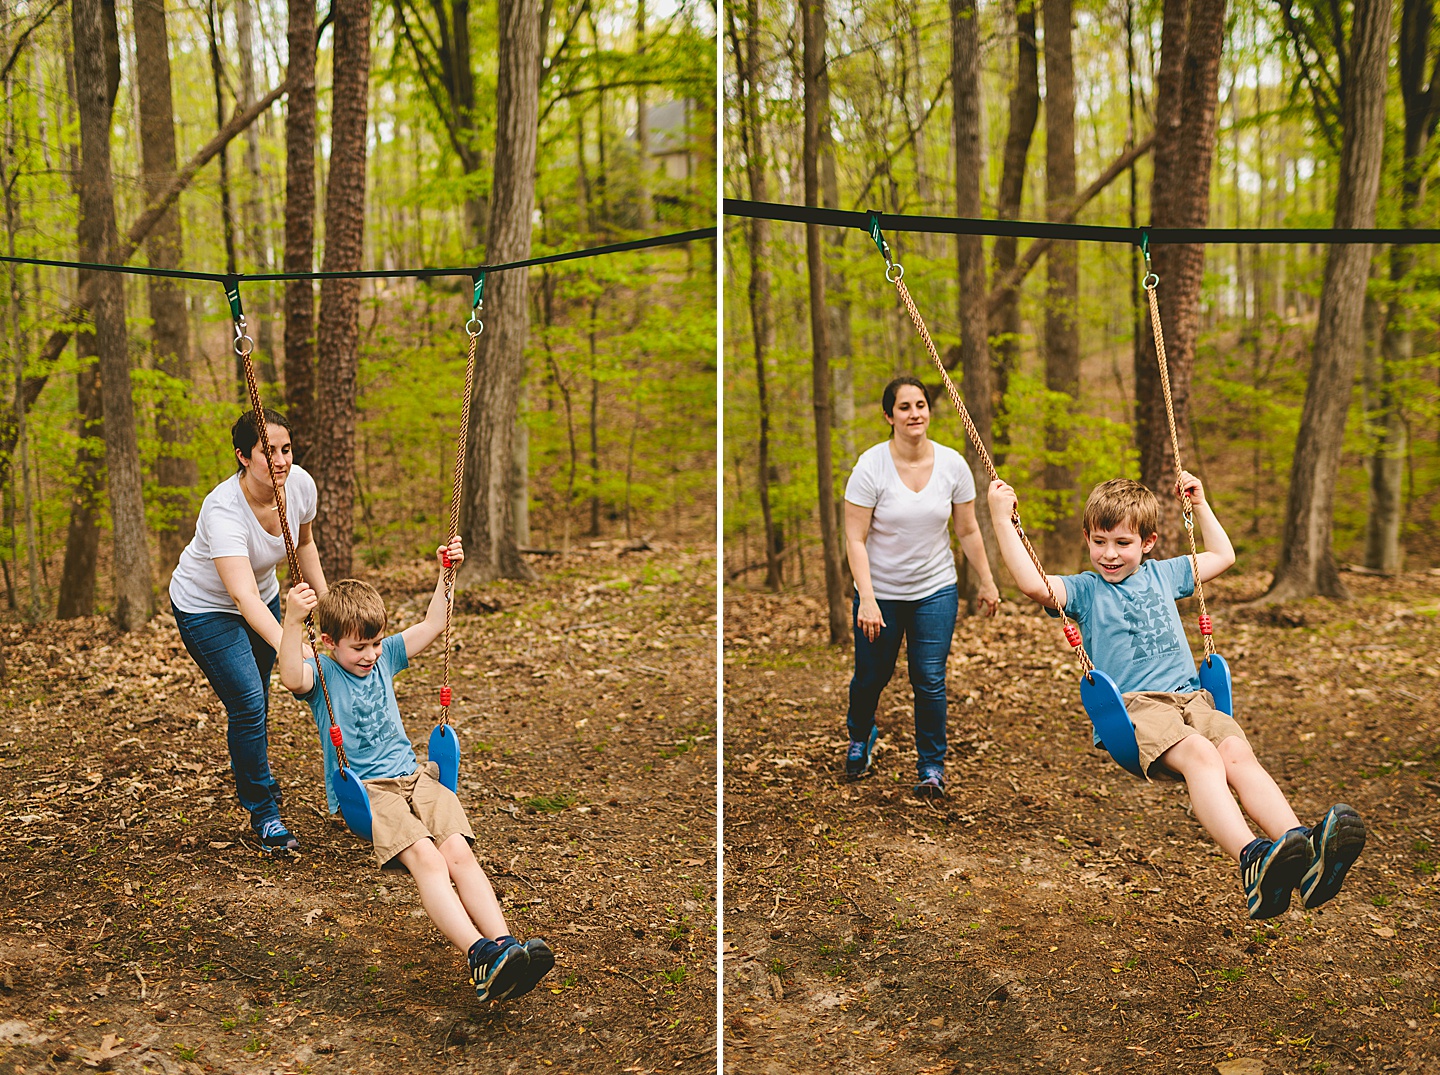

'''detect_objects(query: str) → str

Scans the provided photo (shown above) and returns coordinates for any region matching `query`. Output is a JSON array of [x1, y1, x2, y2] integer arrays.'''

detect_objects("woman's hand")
[[855, 596, 885, 643], [976, 578, 1000, 617]]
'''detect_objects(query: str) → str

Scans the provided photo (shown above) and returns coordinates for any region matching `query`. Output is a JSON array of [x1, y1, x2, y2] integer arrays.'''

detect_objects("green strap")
[[866, 212, 888, 261], [224, 276, 243, 321], [472, 272, 486, 309]]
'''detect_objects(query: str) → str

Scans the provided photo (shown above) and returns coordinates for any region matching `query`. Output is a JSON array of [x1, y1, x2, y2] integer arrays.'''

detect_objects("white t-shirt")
[[844, 441, 976, 601], [168, 465, 318, 614]]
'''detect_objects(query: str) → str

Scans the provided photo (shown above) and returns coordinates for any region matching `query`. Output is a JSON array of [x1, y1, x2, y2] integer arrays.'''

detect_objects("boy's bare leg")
[[397, 838, 482, 952], [1217, 736, 1302, 838], [440, 833, 511, 941], [1160, 734, 1255, 860]]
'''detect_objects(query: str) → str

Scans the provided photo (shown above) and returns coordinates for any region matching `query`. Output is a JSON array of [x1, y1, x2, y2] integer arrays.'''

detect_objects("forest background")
[[723, 0, 1440, 635], [1, 0, 716, 630]]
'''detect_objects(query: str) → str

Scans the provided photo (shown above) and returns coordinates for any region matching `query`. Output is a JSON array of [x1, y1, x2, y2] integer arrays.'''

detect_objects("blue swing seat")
[[428, 723, 461, 793], [331, 765, 374, 843], [1080, 653, 1235, 778]]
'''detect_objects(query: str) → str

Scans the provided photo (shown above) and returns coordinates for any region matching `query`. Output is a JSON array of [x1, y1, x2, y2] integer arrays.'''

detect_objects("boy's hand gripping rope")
[[866, 219, 1096, 678], [438, 275, 484, 722], [1140, 237, 1215, 659], [226, 280, 349, 770]]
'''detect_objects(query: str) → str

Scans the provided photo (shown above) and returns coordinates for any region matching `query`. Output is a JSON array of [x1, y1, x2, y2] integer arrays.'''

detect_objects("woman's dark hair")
[[232, 408, 292, 470], [882, 376, 930, 417]]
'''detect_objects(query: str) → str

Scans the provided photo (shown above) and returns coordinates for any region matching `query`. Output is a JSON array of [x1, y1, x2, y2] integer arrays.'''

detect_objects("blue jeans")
[[846, 584, 959, 777], [173, 596, 284, 832]]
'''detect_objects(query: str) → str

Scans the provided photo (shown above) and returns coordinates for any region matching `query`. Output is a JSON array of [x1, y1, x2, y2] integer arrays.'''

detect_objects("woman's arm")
[[843, 500, 883, 642], [295, 522, 328, 598], [951, 501, 1000, 616], [214, 556, 285, 651]]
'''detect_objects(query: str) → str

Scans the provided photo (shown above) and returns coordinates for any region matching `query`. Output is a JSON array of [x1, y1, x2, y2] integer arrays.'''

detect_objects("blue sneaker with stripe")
[[845, 725, 879, 780], [1239, 829, 1309, 920], [1300, 805, 1366, 910]]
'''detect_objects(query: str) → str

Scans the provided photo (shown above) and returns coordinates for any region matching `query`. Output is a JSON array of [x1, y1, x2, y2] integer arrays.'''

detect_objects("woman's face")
[[237, 423, 293, 488], [886, 385, 930, 438]]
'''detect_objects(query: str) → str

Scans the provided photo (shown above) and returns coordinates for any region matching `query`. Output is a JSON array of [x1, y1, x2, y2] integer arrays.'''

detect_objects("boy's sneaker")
[[258, 818, 299, 854], [1239, 829, 1309, 920], [470, 940, 528, 1003], [1300, 804, 1367, 910], [505, 938, 556, 1001], [845, 725, 880, 780], [913, 767, 945, 799]]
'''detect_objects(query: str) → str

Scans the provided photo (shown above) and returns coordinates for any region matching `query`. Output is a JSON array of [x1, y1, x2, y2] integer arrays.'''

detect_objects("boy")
[[988, 473, 1366, 920], [278, 537, 554, 1001]]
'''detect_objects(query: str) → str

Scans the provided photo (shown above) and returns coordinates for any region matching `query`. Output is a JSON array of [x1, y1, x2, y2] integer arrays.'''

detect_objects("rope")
[[1141, 255, 1216, 660], [231, 307, 349, 770], [728, 198, 1440, 245], [438, 283, 482, 726], [0, 226, 714, 284], [870, 223, 1095, 677]]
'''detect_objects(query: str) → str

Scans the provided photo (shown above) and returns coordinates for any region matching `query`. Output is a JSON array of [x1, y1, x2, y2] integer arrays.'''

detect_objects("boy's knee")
[[439, 833, 475, 866], [401, 838, 444, 873], [1165, 733, 1223, 774], [1217, 735, 1257, 767]]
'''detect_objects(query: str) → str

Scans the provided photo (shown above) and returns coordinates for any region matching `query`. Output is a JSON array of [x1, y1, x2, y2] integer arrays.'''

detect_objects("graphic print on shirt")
[[1123, 587, 1183, 661], [345, 672, 400, 755]]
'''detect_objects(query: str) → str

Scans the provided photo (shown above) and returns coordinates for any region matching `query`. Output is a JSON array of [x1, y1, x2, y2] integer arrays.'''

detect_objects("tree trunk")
[[635, 0, 653, 229], [951, 0, 1002, 601], [803, 0, 847, 643], [992, 0, 1038, 434], [74, 0, 153, 630], [235, 0, 275, 381], [56, 357, 103, 619], [458, 0, 540, 582], [1042, 0, 1081, 572], [283, 0, 317, 461], [1267, 0, 1391, 601], [134, 0, 198, 582], [728, 0, 782, 589], [312, 0, 370, 583], [1135, 0, 1226, 552]]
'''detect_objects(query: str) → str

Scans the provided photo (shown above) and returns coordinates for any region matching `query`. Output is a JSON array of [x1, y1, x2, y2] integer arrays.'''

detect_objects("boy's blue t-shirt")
[[297, 633, 419, 813], [1056, 557, 1203, 697]]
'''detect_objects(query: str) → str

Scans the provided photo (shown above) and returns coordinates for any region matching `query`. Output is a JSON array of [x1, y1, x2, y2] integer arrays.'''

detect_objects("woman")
[[169, 409, 326, 851], [843, 376, 999, 797]]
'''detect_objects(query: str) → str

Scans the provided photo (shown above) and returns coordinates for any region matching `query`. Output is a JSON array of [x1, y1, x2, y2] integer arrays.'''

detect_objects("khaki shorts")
[[1123, 690, 1248, 783], [362, 761, 475, 868]]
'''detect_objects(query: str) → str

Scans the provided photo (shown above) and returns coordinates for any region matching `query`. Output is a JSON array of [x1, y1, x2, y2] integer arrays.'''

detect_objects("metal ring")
[[885, 262, 904, 283], [1142, 272, 1159, 290], [466, 318, 484, 338], [234, 332, 254, 358]]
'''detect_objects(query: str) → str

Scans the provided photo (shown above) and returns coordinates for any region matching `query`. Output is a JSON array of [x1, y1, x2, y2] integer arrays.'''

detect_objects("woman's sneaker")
[[913, 767, 945, 799], [1239, 829, 1309, 919], [506, 939, 556, 1000], [845, 725, 879, 780], [258, 818, 299, 854], [1300, 805, 1366, 909], [469, 940, 528, 1003]]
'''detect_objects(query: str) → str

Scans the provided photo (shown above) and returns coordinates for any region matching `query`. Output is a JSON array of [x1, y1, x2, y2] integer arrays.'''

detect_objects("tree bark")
[[73, 0, 153, 630], [1135, 0, 1226, 552], [1267, 0, 1391, 601], [283, 0, 316, 461], [235, 0, 275, 380], [312, 0, 370, 583], [56, 357, 102, 618], [1042, 0, 1081, 571], [803, 0, 847, 643], [951, 0, 1001, 600], [992, 0, 1038, 428], [728, 0, 782, 589], [134, 0, 197, 581], [458, 0, 540, 582]]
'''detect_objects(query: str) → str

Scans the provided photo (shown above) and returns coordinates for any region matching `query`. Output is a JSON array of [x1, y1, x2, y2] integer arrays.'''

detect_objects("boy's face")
[[1085, 522, 1158, 584], [324, 632, 384, 676]]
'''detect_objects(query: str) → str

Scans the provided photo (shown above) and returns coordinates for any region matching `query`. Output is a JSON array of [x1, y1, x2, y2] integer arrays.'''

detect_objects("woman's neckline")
[[887, 439, 935, 494]]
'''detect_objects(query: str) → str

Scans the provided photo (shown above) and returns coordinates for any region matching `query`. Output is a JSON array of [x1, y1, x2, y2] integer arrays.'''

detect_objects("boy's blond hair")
[[317, 579, 388, 642], [1083, 479, 1161, 538]]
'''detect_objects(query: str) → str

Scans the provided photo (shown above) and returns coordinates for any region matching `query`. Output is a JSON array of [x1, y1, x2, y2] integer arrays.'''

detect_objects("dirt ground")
[[0, 543, 716, 1074], [723, 571, 1440, 1075]]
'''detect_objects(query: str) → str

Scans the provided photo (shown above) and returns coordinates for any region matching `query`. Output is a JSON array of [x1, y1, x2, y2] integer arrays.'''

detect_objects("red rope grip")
[[441, 550, 451, 569], [1063, 623, 1082, 649], [329, 725, 343, 749], [440, 686, 452, 707], [1198, 614, 1213, 636]]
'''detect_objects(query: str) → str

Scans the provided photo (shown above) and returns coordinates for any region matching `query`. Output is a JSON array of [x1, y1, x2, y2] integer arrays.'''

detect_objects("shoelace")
[[259, 818, 290, 839]]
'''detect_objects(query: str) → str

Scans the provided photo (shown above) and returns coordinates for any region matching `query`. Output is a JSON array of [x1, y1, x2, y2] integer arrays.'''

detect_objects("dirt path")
[[0, 544, 716, 1074], [723, 573, 1440, 1075]]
